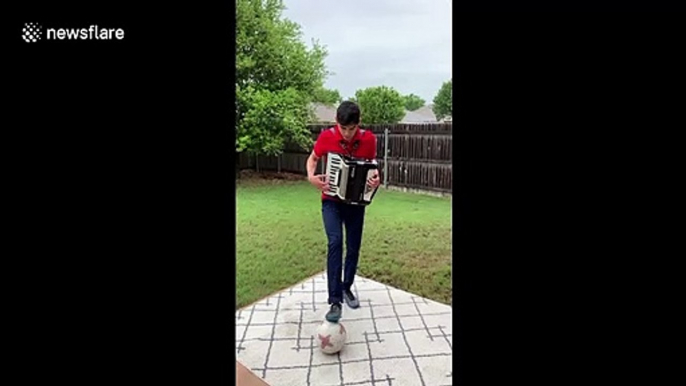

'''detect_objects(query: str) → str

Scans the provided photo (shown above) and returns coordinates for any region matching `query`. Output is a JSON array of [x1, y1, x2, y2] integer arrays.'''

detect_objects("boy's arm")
[[306, 151, 321, 179], [369, 135, 381, 186], [307, 133, 329, 191]]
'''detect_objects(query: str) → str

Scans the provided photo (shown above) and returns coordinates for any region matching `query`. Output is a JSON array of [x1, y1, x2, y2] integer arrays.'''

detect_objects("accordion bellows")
[[324, 153, 379, 205]]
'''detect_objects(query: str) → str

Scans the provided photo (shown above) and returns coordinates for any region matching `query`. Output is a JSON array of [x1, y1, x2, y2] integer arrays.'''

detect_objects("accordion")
[[324, 153, 379, 205]]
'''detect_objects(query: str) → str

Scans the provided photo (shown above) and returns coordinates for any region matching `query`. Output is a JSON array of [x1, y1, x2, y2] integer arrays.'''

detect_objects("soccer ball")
[[316, 321, 347, 354]]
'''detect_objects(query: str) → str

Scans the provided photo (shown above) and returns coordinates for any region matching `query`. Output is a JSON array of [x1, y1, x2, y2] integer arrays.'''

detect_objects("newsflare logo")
[[22, 23, 42, 43], [22, 23, 125, 43]]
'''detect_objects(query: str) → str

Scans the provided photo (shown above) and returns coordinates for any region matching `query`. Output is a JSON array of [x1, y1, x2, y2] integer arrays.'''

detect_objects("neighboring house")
[[400, 105, 438, 123], [419, 104, 452, 123], [309, 102, 450, 124], [311, 103, 337, 123]]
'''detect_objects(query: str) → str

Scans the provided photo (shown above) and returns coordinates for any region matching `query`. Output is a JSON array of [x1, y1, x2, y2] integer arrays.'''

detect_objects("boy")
[[306, 101, 381, 322]]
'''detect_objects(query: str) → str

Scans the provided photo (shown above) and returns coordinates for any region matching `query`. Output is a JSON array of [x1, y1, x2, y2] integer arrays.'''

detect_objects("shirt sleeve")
[[369, 133, 378, 159], [313, 131, 328, 158]]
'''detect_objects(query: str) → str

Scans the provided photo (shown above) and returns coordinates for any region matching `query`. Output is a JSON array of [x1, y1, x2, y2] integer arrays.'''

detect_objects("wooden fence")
[[238, 123, 452, 194]]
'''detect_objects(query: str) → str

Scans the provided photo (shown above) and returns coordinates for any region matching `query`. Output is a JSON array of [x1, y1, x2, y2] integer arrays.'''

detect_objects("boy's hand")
[[367, 170, 380, 189], [308, 174, 329, 192]]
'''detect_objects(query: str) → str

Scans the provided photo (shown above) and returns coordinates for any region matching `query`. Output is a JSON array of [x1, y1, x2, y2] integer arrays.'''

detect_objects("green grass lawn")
[[236, 174, 452, 309]]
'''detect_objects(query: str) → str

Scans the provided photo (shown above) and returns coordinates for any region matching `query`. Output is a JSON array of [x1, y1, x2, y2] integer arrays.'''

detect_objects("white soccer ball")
[[316, 321, 347, 354]]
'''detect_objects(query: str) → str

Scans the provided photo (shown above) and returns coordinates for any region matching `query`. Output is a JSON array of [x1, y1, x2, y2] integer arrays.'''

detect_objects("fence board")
[[385, 159, 452, 192]]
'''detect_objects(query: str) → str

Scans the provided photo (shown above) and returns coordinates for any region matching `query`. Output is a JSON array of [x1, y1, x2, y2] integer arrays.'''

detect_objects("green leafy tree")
[[354, 86, 406, 125], [432, 79, 452, 121], [402, 93, 425, 111], [236, 86, 312, 155], [236, 0, 328, 157], [312, 88, 342, 106]]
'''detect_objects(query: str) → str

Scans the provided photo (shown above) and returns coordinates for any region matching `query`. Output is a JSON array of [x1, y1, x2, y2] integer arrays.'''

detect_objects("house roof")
[[311, 103, 337, 123], [310, 103, 449, 124], [400, 105, 438, 123]]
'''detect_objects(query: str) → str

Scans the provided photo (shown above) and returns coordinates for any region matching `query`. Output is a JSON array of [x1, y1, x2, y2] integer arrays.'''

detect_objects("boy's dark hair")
[[336, 101, 361, 126]]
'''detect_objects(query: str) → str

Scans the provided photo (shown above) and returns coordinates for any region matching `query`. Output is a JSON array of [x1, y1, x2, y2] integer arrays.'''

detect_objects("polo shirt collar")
[[333, 124, 363, 143]]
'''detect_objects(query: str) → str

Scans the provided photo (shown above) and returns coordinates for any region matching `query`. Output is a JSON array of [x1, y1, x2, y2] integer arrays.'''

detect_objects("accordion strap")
[[332, 126, 366, 157]]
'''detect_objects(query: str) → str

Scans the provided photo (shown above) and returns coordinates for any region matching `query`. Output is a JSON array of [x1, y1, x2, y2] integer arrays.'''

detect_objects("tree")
[[236, 0, 328, 158], [402, 93, 425, 111], [236, 86, 312, 156], [354, 86, 406, 125], [432, 79, 452, 121], [312, 87, 342, 106]]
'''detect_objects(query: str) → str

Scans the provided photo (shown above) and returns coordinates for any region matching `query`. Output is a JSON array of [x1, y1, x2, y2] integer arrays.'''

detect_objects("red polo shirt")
[[313, 125, 377, 201]]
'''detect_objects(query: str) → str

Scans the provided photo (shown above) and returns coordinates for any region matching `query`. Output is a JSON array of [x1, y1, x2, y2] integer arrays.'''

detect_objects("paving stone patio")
[[235, 272, 453, 386]]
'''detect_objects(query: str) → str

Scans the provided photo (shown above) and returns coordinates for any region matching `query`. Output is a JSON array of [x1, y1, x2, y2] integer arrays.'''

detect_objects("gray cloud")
[[282, 0, 452, 103]]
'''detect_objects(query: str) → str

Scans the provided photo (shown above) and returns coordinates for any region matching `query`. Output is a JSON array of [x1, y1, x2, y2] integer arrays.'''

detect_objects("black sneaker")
[[343, 289, 359, 309], [325, 303, 342, 323]]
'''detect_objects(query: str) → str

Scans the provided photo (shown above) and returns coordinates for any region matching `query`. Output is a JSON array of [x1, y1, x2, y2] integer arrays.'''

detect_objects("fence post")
[[384, 128, 389, 187], [255, 153, 259, 173], [277, 154, 281, 174]]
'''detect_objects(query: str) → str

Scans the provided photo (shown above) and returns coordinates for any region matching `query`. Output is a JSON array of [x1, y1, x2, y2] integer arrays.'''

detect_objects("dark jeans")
[[322, 199, 366, 304]]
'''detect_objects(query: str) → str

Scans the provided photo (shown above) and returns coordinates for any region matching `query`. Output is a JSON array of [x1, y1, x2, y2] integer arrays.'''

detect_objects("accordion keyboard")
[[327, 155, 341, 187], [325, 153, 347, 198]]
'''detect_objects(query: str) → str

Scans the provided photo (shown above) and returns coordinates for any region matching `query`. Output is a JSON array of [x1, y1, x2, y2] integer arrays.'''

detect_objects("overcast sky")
[[281, 0, 452, 104]]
